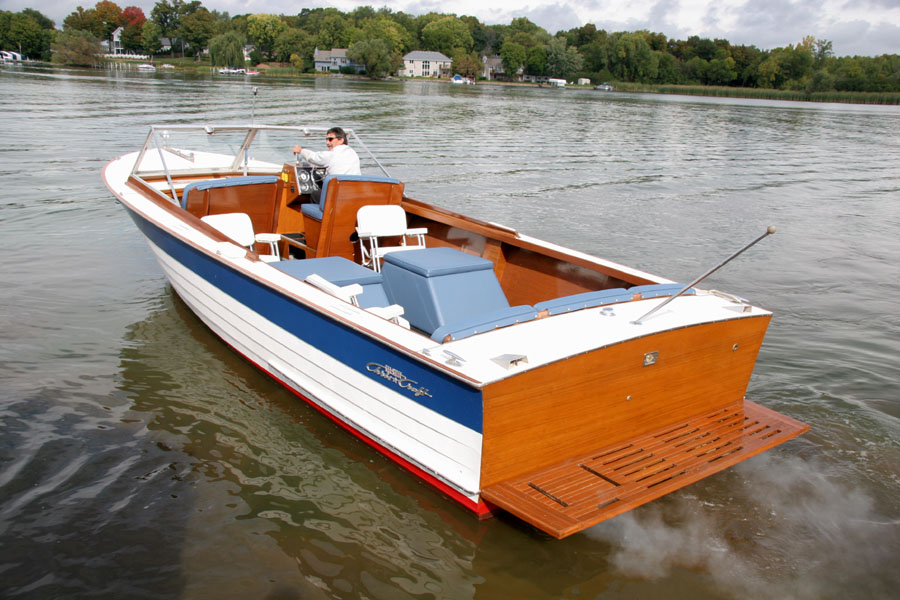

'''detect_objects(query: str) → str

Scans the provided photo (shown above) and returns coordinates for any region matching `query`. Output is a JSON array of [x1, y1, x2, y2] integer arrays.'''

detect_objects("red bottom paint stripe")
[[228, 338, 494, 518]]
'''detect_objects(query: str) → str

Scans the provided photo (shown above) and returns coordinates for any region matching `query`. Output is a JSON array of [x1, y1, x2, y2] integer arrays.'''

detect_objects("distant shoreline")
[[86, 58, 900, 106]]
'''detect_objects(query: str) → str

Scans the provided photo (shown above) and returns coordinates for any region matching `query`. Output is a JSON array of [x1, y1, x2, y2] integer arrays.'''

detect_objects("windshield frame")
[[130, 124, 392, 203]]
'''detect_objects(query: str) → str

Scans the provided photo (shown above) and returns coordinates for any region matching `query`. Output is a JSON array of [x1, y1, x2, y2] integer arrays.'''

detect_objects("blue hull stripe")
[[126, 206, 484, 433]]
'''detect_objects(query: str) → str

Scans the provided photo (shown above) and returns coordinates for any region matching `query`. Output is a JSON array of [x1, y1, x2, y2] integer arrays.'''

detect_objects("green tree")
[[4, 12, 46, 57], [683, 56, 708, 83], [705, 56, 737, 85], [63, 7, 102, 37], [141, 20, 162, 54], [500, 41, 526, 77], [832, 57, 867, 91], [655, 51, 681, 83], [545, 37, 582, 79], [778, 44, 814, 85], [421, 16, 473, 56], [814, 39, 833, 69], [525, 44, 546, 77], [179, 7, 216, 58], [730, 44, 764, 86], [120, 22, 143, 52], [151, 0, 180, 35], [358, 15, 411, 54], [347, 38, 396, 77], [151, 0, 202, 56], [460, 15, 489, 53], [452, 51, 481, 78], [607, 32, 657, 82], [274, 27, 313, 64], [806, 69, 834, 93], [348, 5, 377, 25], [52, 28, 103, 65], [678, 35, 718, 61], [506, 31, 539, 49], [208, 30, 244, 67], [19, 8, 53, 30], [313, 10, 352, 50], [580, 40, 608, 73], [247, 13, 286, 60], [508, 16, 544, 37]]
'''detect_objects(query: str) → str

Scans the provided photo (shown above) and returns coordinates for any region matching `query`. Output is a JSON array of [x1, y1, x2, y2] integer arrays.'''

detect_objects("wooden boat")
[[102, 124, 808, 538]]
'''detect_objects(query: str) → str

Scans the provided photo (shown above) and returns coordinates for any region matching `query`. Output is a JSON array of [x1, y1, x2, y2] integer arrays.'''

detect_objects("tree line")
[[2, 1, 899, 93]]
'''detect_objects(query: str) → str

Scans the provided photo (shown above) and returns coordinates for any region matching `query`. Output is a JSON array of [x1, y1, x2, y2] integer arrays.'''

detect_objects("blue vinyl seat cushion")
[[534, 288, 634, 316], [628, 283, 695, 298], [272, 257, 389, 308], [382, 246, 493, 277], [430, 305, 538, 342]]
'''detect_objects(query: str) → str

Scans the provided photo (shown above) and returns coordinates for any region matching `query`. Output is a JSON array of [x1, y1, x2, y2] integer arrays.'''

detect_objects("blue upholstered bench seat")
[[271, 257, 389, 308], [181, 175, 280, 209], [430, 305, 538, 342], [534, 288, 634, 316], [381, 247, 511, 334], [628, 283, 695, 298], [535, 284, 696, 317]]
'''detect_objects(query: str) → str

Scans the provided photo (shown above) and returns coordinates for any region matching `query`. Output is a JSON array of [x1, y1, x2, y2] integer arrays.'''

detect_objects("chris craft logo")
[[366, 363, 432, 398]]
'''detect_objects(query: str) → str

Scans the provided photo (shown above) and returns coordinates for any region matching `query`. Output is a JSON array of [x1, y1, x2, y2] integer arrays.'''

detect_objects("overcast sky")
[[9, 0, 900, 57]]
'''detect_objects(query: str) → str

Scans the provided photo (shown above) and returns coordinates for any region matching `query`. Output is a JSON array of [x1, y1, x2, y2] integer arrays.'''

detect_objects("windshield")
[[131, 124, 389, 181]]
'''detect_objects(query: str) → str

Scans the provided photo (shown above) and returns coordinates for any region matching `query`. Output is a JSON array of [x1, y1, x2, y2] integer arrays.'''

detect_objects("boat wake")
[[587, 452, 899, 599]]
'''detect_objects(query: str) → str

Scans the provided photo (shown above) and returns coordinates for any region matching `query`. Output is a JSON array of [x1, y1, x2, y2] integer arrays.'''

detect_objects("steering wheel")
[[293, 154, 324, 194]]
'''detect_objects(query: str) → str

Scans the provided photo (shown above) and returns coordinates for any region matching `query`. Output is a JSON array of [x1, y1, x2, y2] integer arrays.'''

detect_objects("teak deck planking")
[[481, 400, 809, 538]]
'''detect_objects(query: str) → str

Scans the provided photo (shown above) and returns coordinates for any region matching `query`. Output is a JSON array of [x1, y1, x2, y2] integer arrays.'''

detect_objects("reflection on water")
[[1, 66, 899, 599]]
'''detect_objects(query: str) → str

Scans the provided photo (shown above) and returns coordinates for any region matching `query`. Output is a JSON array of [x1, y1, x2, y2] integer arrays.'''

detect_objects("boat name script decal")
[[366, 363, 433, 398]]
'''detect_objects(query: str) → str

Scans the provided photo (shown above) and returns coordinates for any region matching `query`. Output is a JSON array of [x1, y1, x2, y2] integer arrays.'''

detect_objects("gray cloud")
[[8, 0, 899, 56]]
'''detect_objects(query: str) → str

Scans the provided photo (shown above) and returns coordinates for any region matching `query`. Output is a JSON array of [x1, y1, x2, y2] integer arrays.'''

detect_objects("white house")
[[110, 26, 124, 54], [313, 47, 363, 73], [399, 51, 452, 78]]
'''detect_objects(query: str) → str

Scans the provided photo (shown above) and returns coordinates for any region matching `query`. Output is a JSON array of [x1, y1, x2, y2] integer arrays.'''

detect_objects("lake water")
[[1, 65, 898, 599]]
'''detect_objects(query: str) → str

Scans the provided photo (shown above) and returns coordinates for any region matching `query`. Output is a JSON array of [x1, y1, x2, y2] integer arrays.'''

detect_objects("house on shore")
[[313, 47, 364, 73], [399, 51, 452, 78], [481, 54, 524, 81]]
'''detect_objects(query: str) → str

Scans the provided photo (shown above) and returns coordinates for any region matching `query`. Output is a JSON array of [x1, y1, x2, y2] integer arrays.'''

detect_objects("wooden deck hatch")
[[480, 400, 809, 539]]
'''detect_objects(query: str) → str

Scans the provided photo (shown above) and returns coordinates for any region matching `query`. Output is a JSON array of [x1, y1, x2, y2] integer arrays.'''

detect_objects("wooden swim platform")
[[480, 400, 809, 538]]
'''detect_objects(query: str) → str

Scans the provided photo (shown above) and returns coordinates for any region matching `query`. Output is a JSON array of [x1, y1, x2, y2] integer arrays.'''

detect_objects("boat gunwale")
[[110, 155, 773, 388]]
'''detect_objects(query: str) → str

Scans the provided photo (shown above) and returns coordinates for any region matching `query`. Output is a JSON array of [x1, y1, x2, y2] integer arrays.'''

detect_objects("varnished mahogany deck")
[[480, 400, 809, 539]]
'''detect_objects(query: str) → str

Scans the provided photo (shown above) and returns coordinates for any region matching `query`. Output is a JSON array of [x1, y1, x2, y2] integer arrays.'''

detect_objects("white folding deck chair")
[[201, 213, 281, 262], [356, 205, 427, 272]]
